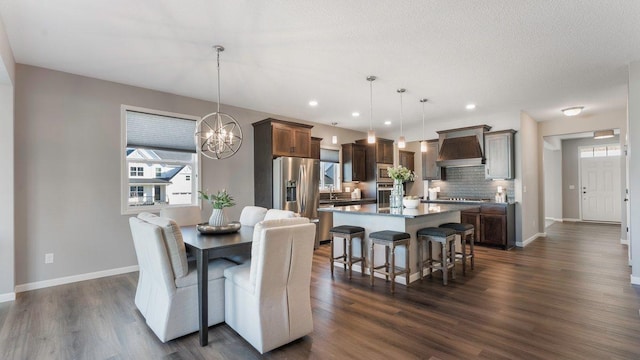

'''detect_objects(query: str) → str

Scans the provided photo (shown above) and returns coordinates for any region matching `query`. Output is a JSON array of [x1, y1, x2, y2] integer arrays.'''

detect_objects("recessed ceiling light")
[[384, 120, 392, 125], [308, 100, 318, 107], [562, 106, 583, 116], [352, 112, 360, 117], [466, 104, 476, 110]]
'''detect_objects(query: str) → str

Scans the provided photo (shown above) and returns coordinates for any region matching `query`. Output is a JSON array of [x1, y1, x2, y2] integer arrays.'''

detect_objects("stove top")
[[434, 198, 491, 203]]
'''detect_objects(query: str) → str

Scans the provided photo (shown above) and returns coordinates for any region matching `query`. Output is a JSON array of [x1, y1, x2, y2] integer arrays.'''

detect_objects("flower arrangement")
[[387, 165, 415, 182], [198, 189, 236, 209]]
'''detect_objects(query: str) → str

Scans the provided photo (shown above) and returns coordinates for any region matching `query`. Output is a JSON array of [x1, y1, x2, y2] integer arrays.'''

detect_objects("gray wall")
[[629, 60, 640, 283], [561, 136, 621, 220], [543, 146, 562, 221], [0, 16, 15, 298], [519, 112, 540, 244], [14, 65, 366, 286]]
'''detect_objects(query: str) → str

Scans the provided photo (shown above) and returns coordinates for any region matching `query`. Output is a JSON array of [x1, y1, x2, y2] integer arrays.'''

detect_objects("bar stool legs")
[[329, 225, 366, 279], [439, 223, 475, 276], [417, 227, 457, 285], [368, 230, 411, 293]]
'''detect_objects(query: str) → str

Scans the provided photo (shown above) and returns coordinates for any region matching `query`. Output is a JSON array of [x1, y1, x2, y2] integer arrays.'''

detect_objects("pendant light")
[[367, 75, 377, 144], [194, 45, 243, 159], [331, 122, 338, 144], [397, 88, 406, 149], [420, 98, 428, 152]]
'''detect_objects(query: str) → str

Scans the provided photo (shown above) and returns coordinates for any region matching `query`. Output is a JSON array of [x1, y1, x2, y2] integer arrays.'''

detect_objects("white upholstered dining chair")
[[224, 217, 316, 354], [130, 212, 235, 342], [239, 205, 268, 226], [263, 208, 297, 221], [159, 206, 202, 226]]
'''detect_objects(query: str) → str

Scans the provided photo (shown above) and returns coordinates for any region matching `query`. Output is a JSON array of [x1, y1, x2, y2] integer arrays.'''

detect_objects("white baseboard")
[[15, 265, 139, 293], [545, 217, 563, 222], [563, 218, 581, 222], [621, 238, 629, 245], [0, 292, 16, 303], [631, 274, 640, 285], [516, 232, 545, 247]]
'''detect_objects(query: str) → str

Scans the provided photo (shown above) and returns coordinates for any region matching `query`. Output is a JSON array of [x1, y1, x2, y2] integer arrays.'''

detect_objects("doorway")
[[579, 144, 622, 222]]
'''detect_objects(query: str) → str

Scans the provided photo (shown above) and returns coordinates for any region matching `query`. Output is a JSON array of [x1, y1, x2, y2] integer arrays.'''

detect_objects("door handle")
[[583, 191, 587, 194]]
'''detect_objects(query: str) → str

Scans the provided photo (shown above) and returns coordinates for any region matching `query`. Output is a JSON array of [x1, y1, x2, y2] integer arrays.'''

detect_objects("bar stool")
[[416, 227, 456, 285], [368, 230, 410, 293], [329, 225, 366, 279], [439, 222, 475, 275]]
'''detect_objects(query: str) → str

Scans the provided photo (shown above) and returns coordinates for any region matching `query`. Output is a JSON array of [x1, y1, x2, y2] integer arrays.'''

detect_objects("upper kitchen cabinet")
[[422, 139, 443, 180], [376, 139, 395, 164], [342, 143, 366, 182], [310, 137, 322, 160], [484, 130, 516, 180], [398, 150, 415, 173], [270, 121, 312, 158], [252, 118, 314, 208]]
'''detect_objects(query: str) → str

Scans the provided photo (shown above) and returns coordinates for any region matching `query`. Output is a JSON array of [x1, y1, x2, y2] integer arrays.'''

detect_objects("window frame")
[[319, 145, 341, 192], [121, 105, 202, 215]]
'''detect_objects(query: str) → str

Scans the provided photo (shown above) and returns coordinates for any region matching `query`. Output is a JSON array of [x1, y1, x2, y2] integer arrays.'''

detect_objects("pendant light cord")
[[369, 80, 373, 131], [422, 100, 425, 138], [400, 91, 404, 136], [216, 48, 221, 114]]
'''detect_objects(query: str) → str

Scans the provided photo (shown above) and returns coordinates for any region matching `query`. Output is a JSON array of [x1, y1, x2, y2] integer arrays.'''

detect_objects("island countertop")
[[317, 203, 480, 218]]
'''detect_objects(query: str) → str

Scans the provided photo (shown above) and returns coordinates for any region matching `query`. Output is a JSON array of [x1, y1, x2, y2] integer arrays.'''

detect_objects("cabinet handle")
[[486, 168, 490, 175]]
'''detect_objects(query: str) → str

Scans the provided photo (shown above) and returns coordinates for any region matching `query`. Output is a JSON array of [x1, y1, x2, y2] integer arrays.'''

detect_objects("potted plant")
[[386, 166, 415, 208], [199, 189, 236, 226]]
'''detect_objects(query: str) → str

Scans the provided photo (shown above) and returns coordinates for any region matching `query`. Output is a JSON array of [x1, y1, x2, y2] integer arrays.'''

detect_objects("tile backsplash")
[[430, 166, 515, 201]]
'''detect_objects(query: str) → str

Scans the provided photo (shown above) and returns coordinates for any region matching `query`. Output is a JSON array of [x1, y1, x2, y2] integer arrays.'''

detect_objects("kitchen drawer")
[[480, 204, 507, 215]]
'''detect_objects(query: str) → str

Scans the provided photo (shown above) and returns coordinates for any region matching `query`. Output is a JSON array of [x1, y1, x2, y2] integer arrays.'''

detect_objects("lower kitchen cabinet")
[[461, 203, 515, 249]]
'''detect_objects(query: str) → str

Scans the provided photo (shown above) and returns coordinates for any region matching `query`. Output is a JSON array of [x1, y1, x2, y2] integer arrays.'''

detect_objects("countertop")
[[421, 199, 516, 205], [319, 197, 376, 205], [317, 203, 481, 218]]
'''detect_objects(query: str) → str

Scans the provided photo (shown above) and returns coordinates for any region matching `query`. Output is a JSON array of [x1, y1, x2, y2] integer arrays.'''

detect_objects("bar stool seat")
[[329, 225, 366, 279], [416, 227, 457, 285], [439, 222, 475, 275], [369, 230, 410, 293]]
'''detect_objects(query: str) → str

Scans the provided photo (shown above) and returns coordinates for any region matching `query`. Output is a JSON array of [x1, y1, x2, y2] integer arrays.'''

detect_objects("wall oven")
[[376, 163, 393, 183], [377, 183, 393, 208]]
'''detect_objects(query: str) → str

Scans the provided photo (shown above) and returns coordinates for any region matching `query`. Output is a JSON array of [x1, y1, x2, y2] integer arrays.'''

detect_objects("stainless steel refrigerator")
[[273, 157, 320, 219]]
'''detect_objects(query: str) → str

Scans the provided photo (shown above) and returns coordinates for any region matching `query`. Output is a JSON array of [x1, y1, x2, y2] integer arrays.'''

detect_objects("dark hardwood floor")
[[1, 221, 639, 359]]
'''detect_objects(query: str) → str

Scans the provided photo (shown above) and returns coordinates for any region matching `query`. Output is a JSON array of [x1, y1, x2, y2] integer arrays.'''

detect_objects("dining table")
[[181, 225, 254, 346]]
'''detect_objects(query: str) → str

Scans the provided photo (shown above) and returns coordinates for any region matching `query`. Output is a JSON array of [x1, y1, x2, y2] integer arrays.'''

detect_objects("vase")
[[208, 208, 228, 226], [390, 179, 404, 209]]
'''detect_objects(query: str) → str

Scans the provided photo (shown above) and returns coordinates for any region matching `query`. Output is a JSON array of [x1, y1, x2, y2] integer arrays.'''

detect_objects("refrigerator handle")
[[298, 164, 306, 215]]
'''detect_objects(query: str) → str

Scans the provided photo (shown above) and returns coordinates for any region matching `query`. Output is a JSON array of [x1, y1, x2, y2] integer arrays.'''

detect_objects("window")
[[130, 166, 144, 177], [579, 144, 621, 158], [122, 106, 200, 214], [319, 148, 340, 191]]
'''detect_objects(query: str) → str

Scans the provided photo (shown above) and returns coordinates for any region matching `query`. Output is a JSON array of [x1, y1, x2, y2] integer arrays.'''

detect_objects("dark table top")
[[181, 225, 254, 251]]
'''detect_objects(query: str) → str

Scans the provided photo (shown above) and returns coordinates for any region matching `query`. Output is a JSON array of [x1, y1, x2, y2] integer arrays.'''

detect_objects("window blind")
[[126, 111, 197, 153], [320, 148, 339, 163]]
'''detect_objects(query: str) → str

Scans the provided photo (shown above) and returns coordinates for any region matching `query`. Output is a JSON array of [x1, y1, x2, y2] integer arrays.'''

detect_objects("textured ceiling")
[[1, 1, 639, 139]]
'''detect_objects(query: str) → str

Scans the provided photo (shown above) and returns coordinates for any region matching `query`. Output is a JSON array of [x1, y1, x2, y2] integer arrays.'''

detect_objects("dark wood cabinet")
[[342, 143, 366, 182], [398, 150, 415, 172], [376, 139, 394, 164], [252, 118, 314, 208], [271, 121, 312, 158], [484, 129, 516, 180], [310, 137, 322, 160], [422, 139, 443, 180], [461, 203, 515, 249]]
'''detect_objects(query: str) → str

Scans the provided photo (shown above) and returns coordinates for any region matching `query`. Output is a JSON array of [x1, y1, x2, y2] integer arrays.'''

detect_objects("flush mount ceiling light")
[[367, 75, 377, 144], [352, 112, 360, 117], [466, 103, 476, 110], [308, 100, 318, 107], [420, 98, 428, 153], [384, 120, 392, 125], [562, 106, 584, 116], [195, 45, 243, 160], [593, 129, 614, 139], [397, 88, 406, 149]]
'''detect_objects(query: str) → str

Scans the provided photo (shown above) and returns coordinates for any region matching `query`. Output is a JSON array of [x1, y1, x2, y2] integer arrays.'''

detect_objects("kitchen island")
[[318, 203, 480, 285]]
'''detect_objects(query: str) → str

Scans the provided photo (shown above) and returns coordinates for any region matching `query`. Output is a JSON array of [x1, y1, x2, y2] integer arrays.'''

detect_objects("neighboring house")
[[127, 148, 193, 206]]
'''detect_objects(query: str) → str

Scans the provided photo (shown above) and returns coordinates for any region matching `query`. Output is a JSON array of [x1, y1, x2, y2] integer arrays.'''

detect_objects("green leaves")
[[387, 165, 415, 182], [198, 189, 236, 209]]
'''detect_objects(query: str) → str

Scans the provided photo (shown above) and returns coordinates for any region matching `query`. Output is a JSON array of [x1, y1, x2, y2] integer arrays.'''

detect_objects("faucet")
[[329, 185, 337, 200]]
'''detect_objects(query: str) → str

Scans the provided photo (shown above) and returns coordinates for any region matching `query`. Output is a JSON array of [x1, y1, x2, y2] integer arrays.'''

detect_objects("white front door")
[[581, 156, 621, 222]]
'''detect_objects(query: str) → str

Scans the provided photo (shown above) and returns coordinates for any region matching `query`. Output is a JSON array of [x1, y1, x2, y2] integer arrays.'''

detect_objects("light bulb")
[[367, 130, 376, 144], [420, 140, 427, 152], [398, 136, 406, 149], [332, 135, 338, 144]]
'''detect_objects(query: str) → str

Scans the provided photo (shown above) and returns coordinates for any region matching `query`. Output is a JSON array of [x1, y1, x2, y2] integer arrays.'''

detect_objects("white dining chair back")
[[263, 209, 297, 221], [239, 205, 268, 226]]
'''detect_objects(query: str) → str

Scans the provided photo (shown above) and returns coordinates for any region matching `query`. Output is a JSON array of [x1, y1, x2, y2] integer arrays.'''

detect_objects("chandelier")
[[195, 45, 243, 159]]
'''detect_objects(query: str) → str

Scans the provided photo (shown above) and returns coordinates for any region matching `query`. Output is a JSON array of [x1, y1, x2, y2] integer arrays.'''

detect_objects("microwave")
[[376, 163, 393, 183]]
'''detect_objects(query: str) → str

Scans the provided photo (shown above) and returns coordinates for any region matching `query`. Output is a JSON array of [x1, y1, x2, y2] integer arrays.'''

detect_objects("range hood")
[[436, 125, 491, 167]]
